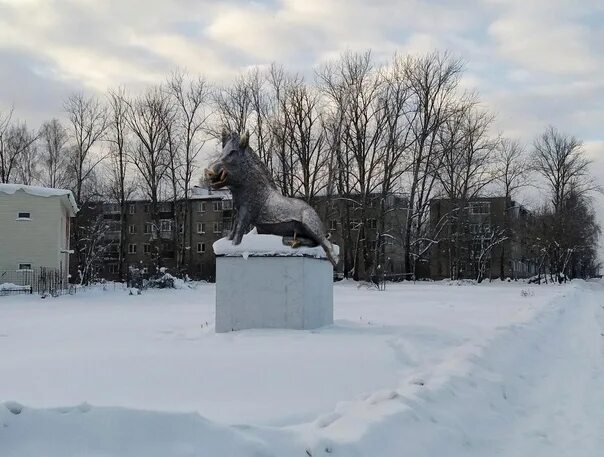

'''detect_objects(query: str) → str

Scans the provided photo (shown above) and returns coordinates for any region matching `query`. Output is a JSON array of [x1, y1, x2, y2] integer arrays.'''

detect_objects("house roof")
[[190, 186, 232, 200], [0, 183, 78, 216]]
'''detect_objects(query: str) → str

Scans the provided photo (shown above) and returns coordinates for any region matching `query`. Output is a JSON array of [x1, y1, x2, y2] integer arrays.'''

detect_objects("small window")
[[17, 212, 31, 220], [143, 204, 150, 213], [213, 222, 222, 233], [469, 202, 490, 215], [197, 222, 206, 234], [223, 220, 232, 231], [368, 218, 377, 230], [129, 204, 136, 215], [197, 242, 206, 253], [196, 202, 206, 213], [108, 264, 119, 274], [222, 200, 233, 210], [213, 201, 222, 211], [160, 220, 172, 232], [128, 244, 137, 254], [330, 220, 337, 231], [18, 263, 32, 270], [144, 223, 153, 234], [143, 243, 151, 254], [129, 225, 136, 234], [159, 202, 172, 213]]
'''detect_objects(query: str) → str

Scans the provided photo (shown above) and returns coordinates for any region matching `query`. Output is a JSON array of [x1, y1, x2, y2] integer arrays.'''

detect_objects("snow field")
[[1, 279, 602, 456]]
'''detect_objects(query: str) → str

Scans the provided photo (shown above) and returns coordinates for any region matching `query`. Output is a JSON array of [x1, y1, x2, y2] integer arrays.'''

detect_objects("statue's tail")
[[321, 239, 339, 268]]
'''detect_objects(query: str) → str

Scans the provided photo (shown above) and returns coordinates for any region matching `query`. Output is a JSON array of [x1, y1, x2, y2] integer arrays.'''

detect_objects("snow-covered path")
[[1, 280, 602, 456]]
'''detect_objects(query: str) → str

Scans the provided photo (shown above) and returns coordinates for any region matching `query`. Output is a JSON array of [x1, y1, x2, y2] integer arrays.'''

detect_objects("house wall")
[[0, 191, 70, 272]]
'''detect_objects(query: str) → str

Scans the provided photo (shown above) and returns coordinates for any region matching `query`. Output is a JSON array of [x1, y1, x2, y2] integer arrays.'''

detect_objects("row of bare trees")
[[1, 50, 600, 282]]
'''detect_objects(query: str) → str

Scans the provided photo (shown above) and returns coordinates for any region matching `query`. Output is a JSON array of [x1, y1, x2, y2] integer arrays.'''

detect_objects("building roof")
[[0, 183, 78, 215], [190, 186, 232, 201]]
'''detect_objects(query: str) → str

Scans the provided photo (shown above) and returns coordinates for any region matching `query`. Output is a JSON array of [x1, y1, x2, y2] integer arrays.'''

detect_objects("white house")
[[0, 184, 78, 278]]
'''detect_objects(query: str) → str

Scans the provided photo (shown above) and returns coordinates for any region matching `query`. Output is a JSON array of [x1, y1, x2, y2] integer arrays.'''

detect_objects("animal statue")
[[205, 131, 339, 267]]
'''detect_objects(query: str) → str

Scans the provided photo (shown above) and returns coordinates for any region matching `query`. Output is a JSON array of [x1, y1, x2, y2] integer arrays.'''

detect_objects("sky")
[[0, 0, 602, 255]]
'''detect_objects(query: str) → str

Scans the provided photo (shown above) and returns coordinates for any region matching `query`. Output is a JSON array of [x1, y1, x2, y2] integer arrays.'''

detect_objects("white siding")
[[0, 191, 70, 272]]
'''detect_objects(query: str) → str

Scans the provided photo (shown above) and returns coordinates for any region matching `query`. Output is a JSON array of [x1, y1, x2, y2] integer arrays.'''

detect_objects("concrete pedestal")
[[213, 234, 334, 332]]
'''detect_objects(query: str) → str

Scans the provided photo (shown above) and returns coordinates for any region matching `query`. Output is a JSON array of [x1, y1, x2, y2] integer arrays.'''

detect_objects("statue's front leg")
[[232, 208, 248, 245]]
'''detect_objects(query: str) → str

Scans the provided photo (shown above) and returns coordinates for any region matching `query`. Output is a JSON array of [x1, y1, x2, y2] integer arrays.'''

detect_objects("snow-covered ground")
[[1, 279, 602, 456]]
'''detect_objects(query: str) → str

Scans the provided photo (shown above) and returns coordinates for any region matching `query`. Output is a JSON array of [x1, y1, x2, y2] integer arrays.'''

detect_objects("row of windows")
[[127, 243, 206, 254], [329, 219, 379, 231], [104, 200, 233, 215], [109, 221, 229, 235]]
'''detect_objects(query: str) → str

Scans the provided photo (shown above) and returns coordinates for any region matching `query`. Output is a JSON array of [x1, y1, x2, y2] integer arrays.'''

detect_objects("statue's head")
[[205, 130, 252, 190]]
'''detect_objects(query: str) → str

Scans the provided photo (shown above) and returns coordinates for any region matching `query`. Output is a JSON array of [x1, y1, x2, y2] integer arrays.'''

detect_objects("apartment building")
[[314, 193, 408, 278], [429, 197, 536, 280], [89, 187, 232, 282]]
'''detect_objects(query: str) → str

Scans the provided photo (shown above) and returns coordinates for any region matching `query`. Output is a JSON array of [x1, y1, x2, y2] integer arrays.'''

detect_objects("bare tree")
[[64, 93, 109, 204], [106, 87, 135, 281], [16, 135, 39, 185], [64, 93, 108, 285], [532, 126, 599, 212], [0, 121, 37, 183], [166, 71, 211, 269], [402, 51, 463, 278], [39, 119, 71, 188], [495, 137, 529, 278], [125, 86, 172, 271], [317, 51, 388, 279]]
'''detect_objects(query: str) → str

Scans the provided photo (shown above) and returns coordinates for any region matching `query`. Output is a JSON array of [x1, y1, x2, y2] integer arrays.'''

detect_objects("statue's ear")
[[240, 130, 250, 149], [221, 128, 229, 148]]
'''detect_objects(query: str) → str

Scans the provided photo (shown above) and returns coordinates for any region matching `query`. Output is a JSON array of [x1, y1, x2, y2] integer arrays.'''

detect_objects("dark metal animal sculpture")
[[205, 131, 338, 267]]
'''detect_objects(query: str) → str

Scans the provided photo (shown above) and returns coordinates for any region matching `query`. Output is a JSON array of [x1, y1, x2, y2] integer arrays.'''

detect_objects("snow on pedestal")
[[213, 231, 336, 332]]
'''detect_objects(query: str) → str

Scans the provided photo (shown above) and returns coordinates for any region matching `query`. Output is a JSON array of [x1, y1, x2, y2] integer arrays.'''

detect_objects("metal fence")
[[0, 268, 71, 297]]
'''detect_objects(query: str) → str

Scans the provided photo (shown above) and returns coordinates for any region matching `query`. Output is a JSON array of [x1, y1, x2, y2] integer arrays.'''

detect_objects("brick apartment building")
[[314, 193, 408, 278], [429, 197, 536, 280], [74, 187, 233, 282]]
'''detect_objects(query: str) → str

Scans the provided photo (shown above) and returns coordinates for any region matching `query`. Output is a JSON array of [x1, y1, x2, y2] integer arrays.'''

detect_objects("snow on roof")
[[190, 186, 232, 200], [213, 229, 339, 260], [0, 183, 78, 215]]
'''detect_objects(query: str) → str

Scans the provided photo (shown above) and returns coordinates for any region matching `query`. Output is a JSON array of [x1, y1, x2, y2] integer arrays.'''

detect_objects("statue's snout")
[[205, 162, 228, 189]]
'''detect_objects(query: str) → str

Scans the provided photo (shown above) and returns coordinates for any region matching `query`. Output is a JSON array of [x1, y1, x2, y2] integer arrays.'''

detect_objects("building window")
[[223, 220, 232, 231], [128, 244, 137, 254], [196, 222, 206, 234], [129, 225, 136, 234], [143, 243, 151, 254], [18, 263, 32, 270], [108, 264, 119, 274], [222, 200, 233, 210], [469, 201, 490, 215], [159, 202, 172, 213], [213, 201, 222, 211], [107, 221, 121, 232], [330, 220, 337, 231], [17, 211, 31, 220], [144, 223, 153, 234], [197, 242, 206, 253], [160, 220, 172, 232], [368, 218, 377, 229], [196, 202, 206, 213], [143, 204, 150, 213], [129, 204, 136, 214], [103, 203, 119, 214], [213, 222, 222, 233]]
